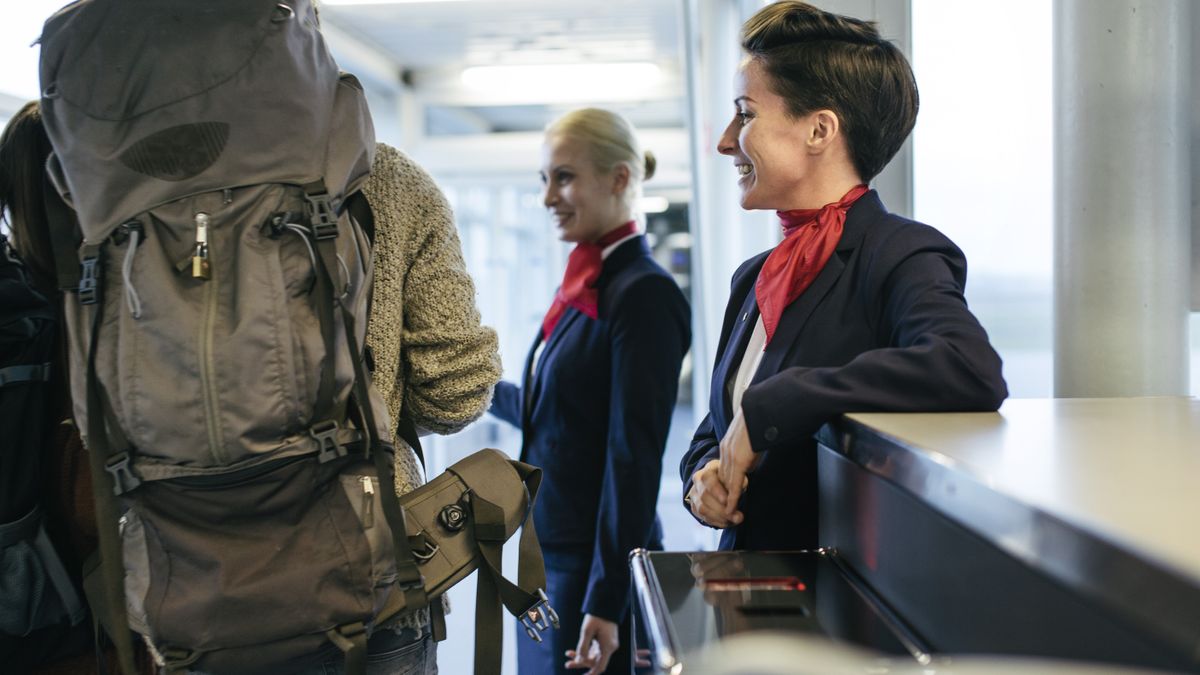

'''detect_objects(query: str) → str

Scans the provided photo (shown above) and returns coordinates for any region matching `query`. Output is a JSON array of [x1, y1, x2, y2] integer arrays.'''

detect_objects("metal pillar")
[[1192, 4, 1200, 312], [682, 0, 745, 410], [819, 0, 914, 218], [1054, 0, 1192, 397]]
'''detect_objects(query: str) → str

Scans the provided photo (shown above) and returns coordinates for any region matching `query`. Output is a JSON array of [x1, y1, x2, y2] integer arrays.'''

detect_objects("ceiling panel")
[[322, 0, 681, 70], [322, 0, 687, 133]]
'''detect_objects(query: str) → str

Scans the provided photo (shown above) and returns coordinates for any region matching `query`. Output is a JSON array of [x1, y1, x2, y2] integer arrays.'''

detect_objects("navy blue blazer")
[[680, 191, 1007, 551], [491, 235, 691, 621]]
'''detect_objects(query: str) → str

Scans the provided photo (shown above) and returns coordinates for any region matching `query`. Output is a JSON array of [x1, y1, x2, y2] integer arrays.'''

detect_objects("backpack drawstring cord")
[[284, 222, 351, 299], [122, 229, 143, 319]]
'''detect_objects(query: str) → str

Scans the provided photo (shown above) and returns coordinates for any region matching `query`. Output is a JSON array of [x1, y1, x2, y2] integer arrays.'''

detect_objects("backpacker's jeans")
[[303, 626, 438, 675], [175, 626, 437, 675]]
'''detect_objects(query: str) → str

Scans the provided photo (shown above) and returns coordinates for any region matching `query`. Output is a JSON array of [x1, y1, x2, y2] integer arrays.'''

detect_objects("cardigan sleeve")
[[582, 274, 691, 621], [740, 224, 1008, 452], [367, 145, 501, 436]]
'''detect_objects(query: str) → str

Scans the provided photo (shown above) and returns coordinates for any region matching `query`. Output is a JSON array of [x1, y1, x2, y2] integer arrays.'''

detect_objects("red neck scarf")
[[756, 185, 869, 344], [542, 221, 638, 340]]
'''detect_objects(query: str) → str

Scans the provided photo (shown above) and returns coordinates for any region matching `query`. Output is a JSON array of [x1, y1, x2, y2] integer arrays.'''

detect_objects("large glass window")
[[913, 0, 1198, 396], [912, 0, 1055, 398]]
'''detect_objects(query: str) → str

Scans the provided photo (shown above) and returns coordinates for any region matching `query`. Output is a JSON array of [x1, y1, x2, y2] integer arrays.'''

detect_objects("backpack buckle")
[[310, 420, 346, 463], [78, 253, 100, 305], [520, 588, 560, 643], [104, 451, 142, 495], [303, 191, 338, 240]]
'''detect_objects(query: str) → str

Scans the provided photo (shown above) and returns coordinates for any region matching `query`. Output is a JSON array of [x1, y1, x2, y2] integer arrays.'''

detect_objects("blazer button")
[[764, 426, 779, 442]]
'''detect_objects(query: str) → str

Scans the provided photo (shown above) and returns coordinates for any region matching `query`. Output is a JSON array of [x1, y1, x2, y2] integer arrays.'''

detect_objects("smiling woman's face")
[[717, 58, 821, 212], [540, 133, 623, 244]]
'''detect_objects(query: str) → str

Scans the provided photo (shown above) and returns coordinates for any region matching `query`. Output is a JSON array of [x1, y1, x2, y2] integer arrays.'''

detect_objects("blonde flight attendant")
[[491, 109, 691, 675]]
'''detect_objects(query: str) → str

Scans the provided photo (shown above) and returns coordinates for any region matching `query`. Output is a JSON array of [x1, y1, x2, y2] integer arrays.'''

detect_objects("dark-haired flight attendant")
[[491, 108, 690, 675], [681, 1, 1008, 551]]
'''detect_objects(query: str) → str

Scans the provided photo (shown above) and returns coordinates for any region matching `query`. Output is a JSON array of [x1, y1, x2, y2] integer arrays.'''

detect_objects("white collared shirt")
[[728, 314, 767, 416]]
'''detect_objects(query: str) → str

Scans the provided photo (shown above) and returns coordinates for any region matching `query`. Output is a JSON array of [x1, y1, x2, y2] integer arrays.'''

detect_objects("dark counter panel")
[[818, 444, 1195, 671]]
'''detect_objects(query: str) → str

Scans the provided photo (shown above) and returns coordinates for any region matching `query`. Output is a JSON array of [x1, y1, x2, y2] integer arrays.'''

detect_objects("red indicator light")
[[700, 576, 807, 592]]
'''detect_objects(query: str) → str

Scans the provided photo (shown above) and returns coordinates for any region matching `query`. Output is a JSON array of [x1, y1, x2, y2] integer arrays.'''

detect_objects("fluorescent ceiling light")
[[460, 62, 662, 102], [321, 0, 470, 5], [639, 196, 670, 214]]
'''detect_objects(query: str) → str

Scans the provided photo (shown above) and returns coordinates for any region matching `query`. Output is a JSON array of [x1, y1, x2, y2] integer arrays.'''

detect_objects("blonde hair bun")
[[643, 150, 657, 182], [545, 108, 649, 182]]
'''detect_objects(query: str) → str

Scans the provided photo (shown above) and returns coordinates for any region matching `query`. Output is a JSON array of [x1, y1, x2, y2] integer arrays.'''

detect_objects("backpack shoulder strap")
[[344, 188, 424, 474], [77, 243, 139, 675], [395, 415, 425, 473], [345, 191, 375, 248]]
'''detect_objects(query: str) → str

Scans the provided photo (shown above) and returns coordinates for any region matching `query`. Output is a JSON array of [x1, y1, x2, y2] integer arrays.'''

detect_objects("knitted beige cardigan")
[[362, 143, 501, 631]]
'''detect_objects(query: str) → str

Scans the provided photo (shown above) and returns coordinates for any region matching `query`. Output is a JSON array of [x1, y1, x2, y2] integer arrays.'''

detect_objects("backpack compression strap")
[[343, 191, 426, 474], [345, 191, 375, 248], [455, 462, 556, 675], [340, 186, 428, 473], [304, 183, 428, 673], [77, 243, 139, 675]]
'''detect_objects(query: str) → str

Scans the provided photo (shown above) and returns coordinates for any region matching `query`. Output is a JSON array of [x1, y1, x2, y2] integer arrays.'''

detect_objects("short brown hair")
[[741, 1, 918, 182]]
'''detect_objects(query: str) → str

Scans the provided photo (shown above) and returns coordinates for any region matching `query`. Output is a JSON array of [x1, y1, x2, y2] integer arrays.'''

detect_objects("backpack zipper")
[[194, 211, 225, 463], [360, 476, 375, 528], [191, 212, 211, 280]]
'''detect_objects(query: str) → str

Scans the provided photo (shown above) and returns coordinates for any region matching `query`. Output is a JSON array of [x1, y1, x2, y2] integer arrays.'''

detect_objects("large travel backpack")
[[0, 234, 88, 669], [37, 2, 554, 673]]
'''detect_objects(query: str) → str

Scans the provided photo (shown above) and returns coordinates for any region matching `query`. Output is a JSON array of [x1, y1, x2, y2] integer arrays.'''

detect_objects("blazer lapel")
[[528, 308, 583, 412], [523, 235, 647, 423], [520, 331, 542, 428], [752, 251, 845, 382], [751, 190, 881, 383]]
